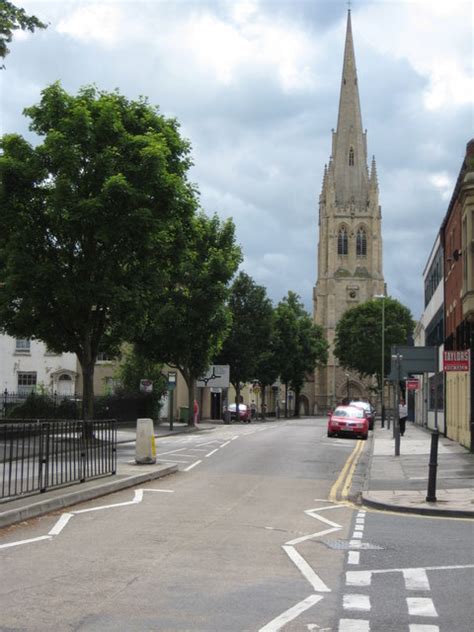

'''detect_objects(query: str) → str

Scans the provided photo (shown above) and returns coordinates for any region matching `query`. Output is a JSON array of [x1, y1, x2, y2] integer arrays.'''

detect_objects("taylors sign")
[[443, 350, 470, 372]]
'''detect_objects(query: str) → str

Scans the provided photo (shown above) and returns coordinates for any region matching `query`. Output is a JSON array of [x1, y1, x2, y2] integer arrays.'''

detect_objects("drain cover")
[[324, 539, 384, 550]]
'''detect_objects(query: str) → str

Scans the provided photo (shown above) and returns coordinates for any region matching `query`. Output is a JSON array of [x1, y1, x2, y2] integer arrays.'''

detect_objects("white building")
[[413, 235, 444, 432], [0, 334, 78, 396]]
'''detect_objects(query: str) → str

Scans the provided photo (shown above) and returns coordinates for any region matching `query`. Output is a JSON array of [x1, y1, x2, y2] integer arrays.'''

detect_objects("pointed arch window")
[[349, 147, 355, 166], [337, 227, 348, 255], [356, 228, 367, 256]]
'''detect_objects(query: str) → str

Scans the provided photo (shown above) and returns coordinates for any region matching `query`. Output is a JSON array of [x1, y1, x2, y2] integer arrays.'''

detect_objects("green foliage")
[[0, 1, 47, 67], [116, 346, 167, 397], [274, 291, 328, 395], [216, 271, 274, 392], [135, 212, 241, 421], [334, 297, 414, 385], [0, 82, 197, 418]]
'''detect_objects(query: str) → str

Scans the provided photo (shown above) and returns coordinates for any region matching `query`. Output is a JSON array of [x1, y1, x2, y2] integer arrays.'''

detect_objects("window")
[[97, 352, 114, 362], [349, 147, 354, 166], [17, 372, 37, 395], [356, 228, 367, 256], [337, 227, 348, 255], [15, 338, 31, 353]]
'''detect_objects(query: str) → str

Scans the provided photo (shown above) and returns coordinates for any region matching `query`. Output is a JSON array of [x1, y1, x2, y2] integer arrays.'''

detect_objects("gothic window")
[[356, 228, 367, 256], [337, 227, 348, 255], [349, 147, 354, 166]]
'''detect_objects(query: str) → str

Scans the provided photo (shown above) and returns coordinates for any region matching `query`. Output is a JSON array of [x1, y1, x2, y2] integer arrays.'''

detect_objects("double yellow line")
[[329, 439, 365, 502]]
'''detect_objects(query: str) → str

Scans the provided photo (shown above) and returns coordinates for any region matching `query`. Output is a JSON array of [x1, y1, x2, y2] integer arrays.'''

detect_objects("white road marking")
[[351, 531, 363, 539], [406, 598, 438, 617], [355, 518, 365, 525], [343, 594, 371, 611], [403, 568, 430, 591], [156, 458, 191, 463], [338, 619, 370, 631], [282, 546, 331, 592], [0, 535, 52, 549], [183, 460, 202, 472], [48, 513, 73, 535], [205, 449, 219, 457], [409, 625, 439, 632], [348, 551, 360, 565], [220, 441, 231, 448], [346, 570, 372, 587], [287, 526, 342, 546], [258, 594, 323, 631], [0, 488, 175, 550], [73, 489, 144, 513], [232, 435, 239, 440], [156, 447, 189, 456]]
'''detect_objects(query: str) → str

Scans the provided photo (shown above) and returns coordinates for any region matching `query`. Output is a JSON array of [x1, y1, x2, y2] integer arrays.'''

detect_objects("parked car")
[[226, 403, 251, 423], [349, 400, 375, 430], [327, 405, 369, 440]]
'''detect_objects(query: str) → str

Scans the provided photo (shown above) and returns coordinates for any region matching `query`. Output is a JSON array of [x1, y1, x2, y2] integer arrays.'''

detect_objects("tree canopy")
[[334, 297, 414, 388], [136, 212, 241, 423], [0, 1, 47, 67], [216, 271, 274, 409], [273, 292, 328, 416], [0, 82, 197, 418]]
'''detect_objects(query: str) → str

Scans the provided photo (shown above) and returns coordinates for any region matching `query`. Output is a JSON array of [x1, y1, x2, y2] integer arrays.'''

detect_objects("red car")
[[327, 405, 369, 440]]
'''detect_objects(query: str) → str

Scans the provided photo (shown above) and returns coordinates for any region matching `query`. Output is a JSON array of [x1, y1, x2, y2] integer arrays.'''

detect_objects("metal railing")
[[0, 419, 117, 502]]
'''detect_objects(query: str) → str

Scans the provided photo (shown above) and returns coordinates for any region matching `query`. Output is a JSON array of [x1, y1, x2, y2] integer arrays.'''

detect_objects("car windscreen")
[[334, 407, 364, 418]]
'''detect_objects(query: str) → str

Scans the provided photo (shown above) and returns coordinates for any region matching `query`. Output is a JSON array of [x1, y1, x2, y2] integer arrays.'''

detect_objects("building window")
[[349, 147, 354, 166], [17, 372, 37, 395], [337, 227, 348, 255], [356, 228, 367, 256], [97, 352, 114, 362], [15, 338, 31, 353]]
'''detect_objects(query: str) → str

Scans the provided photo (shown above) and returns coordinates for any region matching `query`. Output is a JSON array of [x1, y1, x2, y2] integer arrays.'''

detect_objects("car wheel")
[[361, 434, 368, 440], [327, 431, 333, 437]]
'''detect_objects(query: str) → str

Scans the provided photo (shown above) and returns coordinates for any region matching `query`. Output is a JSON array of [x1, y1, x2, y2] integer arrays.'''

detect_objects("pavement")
[[362, 419, 474, 518]]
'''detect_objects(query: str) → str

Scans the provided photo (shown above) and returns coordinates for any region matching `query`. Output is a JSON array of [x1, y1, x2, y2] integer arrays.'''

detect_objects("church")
[[309, 10, 385, 413]]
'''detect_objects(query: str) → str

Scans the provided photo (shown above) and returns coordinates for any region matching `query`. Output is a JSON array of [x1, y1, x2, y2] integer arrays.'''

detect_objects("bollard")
[[426, 429, 439, 502], [135, 418, 156, 464]]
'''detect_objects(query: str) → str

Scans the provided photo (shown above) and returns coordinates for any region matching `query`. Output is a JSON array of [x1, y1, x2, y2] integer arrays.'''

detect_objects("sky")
[[1, 0, 473, 320]]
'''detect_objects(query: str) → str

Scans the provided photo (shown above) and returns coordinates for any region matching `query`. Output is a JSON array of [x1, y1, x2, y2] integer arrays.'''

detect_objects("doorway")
[[211, 391, 222, 419]]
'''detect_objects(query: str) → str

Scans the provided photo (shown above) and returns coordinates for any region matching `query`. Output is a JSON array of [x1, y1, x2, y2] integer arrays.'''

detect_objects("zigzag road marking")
[[0, 488, 174, 550], [259, 500, 346, 631]]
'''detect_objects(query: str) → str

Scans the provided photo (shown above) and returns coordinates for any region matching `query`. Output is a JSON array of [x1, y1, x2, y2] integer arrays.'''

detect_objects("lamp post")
[[374, 294, 386, 428]]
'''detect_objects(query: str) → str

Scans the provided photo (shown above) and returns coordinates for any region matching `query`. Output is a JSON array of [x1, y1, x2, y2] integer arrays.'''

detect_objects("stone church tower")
[[313, 10, 385, 410]]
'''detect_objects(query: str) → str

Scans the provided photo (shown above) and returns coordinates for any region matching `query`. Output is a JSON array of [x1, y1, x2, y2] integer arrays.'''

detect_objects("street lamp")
[[374, 294, 385, 428]]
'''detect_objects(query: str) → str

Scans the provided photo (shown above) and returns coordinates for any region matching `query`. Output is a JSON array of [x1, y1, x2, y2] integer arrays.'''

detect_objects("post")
[[167, 371, 177, 431], [426, 429, 439, 502], [381, 297, 385, 428], [426, 359, 440, 500]]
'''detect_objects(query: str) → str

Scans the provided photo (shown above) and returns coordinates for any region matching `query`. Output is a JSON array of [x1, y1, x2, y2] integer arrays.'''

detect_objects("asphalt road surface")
[[1, 418, 473, 631]]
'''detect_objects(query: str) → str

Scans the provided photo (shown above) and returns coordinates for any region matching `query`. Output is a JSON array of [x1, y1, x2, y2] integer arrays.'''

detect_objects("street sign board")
[[388, 345, 438, 380], [406, 378, 420, 391], [167, 371, 177, 390], [443, 349, 470, 372], [140, 379, 153, 393], [196, 365, 230, 388]]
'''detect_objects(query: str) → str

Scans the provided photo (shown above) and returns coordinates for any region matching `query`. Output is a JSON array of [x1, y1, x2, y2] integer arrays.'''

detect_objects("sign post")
[[167, 371, 177, 431]]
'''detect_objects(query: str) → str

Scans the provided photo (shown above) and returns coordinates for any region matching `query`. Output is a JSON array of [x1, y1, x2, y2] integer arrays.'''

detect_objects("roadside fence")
[[0, 418, 117, 502]]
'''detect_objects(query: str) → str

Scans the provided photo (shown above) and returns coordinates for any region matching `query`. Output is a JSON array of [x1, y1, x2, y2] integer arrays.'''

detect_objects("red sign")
[[406, 379, 420, 391], [443, 350, 471, 372]]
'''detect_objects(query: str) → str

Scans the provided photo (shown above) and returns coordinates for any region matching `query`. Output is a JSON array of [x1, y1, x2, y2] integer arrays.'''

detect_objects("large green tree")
[[0, 1, 47, 67], [334, 297, 414, 392], [136, 213, 241, 424], [216, 272, 274, 418], [0, 82, 197, 419], [274, 292, 328, 417]]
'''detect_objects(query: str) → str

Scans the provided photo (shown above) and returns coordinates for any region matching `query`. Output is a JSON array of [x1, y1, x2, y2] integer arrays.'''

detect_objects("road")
[[0, 418, 473, 631]]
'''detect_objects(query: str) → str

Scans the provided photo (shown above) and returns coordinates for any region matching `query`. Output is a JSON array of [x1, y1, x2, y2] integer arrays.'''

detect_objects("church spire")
[[332, 10, 368, 205]]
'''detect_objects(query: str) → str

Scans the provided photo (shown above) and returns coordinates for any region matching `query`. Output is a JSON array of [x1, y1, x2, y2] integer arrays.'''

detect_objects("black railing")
[[0, 419, 117, 502]]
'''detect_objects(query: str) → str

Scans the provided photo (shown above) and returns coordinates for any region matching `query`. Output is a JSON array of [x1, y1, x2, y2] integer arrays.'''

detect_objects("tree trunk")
[[187, 378, 195, 426], [293, 387, 301, 418], [80, 358, 95, 421], [284, 382, 288, 418]]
